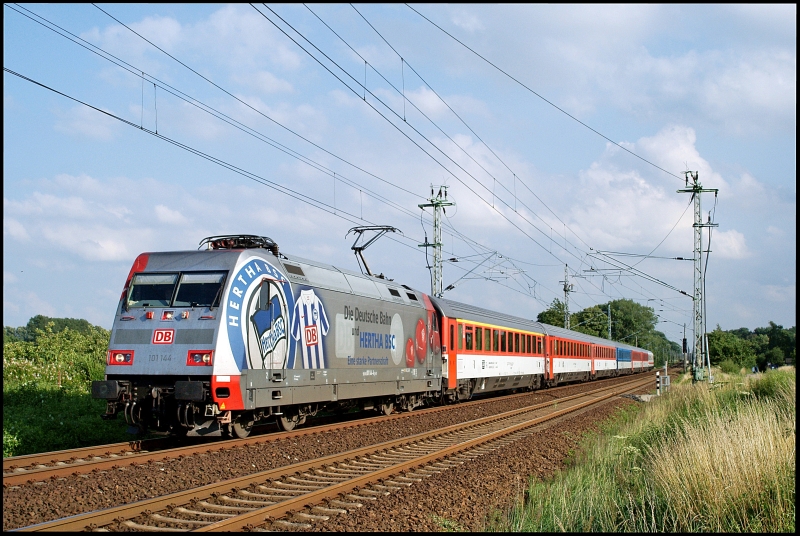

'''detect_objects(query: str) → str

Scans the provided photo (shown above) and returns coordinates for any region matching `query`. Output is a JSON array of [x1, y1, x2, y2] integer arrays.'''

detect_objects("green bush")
[[3, 322, 138, 457], [749, 369, 795, 401], [719, 359, 741, 374]]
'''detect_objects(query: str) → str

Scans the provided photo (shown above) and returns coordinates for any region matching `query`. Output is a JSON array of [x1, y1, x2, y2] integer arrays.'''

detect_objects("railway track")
[[3, 373, 649, 487], [15, 375, 651, 532]]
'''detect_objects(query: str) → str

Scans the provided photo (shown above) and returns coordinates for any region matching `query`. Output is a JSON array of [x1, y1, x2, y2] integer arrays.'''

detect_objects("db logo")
[[304, 325, 318, 345], [153, 329, 175, 344]]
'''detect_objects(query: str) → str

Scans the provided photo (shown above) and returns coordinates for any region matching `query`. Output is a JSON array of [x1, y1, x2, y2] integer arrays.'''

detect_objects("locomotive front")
[[92, 247, 239, 435]]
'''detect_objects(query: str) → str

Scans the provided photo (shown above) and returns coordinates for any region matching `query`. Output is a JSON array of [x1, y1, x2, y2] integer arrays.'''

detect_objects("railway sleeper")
[[313, 505, 348, 515], [238, 490, 287, 500], [149, 513, 213, 526], [257, 486, 305, 495], [372, 483, 403, 491], [288, 475, 341, 485], [220, 495, 276, 506], [272, 519, 312, 530], [121, 520, 185, 532], [197, 500, 255, 512], [329, 499, 363, 509], [293, 511, 330, 522], [173, 507, 234, 518], [346, 493, 377, 501], [356, 488, 390, 496]]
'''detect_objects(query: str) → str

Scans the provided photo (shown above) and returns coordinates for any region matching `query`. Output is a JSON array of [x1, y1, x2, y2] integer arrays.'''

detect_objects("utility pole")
[[678, 172, 718, 383], [607, 304, 612, 340], [418, 186, 454, 298], [559, 265, 574, 329]]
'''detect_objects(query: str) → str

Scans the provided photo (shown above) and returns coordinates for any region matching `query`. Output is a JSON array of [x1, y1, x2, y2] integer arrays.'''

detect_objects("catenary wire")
[[405, 4, 685, 184]]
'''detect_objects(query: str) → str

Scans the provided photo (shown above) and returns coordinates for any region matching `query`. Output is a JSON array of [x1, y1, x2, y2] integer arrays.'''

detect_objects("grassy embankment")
[[3, 325, 135, 457], [489, 368, 795, 532]]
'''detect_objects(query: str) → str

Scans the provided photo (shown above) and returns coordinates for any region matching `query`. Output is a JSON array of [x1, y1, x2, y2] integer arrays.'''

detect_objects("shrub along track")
[[5, 375, 652, 531]]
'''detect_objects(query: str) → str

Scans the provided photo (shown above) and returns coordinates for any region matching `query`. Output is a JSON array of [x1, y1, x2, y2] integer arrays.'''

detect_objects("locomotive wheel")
[[277, 412, 301, 432], [231, 414, 254, 439], [378, 400, 394, 416]]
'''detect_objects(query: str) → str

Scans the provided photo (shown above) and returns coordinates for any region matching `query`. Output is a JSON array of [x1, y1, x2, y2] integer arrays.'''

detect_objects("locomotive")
[[92, 235, 654, 438]]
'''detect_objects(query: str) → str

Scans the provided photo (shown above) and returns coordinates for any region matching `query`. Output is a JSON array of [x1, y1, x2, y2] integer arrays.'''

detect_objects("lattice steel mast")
[[678, 172, 718, 382], [419, 186, 454, 297]]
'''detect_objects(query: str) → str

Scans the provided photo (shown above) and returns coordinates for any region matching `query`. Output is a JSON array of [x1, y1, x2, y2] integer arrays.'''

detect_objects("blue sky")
[[3, 4, 796, 343]]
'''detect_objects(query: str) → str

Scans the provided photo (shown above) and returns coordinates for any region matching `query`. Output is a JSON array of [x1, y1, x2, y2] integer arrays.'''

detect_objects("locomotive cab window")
[[127, 273, 178, 307], [173, 272, 227, 307]]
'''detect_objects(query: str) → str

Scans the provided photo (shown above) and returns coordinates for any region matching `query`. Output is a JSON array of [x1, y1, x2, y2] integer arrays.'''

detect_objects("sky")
[[3, 4, 796, 345]]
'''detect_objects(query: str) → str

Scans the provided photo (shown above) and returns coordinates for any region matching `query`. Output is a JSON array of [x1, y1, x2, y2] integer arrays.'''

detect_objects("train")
[[91, 235, 654, 438]]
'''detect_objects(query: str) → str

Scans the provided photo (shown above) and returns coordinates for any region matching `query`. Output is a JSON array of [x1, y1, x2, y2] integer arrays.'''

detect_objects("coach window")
[[493, 330, 499, 352], [485, 328, 491, 351], [465, 326, 473, 351], [475, 326, 482, 352], [458, 323, 463, 350], [449, 324, 454, 351], [500, 331, 506, 353], [514, 333, 519, 354], [538, 337, 543, 354]]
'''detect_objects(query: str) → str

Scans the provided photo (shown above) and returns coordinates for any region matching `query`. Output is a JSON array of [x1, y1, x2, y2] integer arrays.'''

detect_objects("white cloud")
[[766, 226, 784, 237], [711, 229, 749, 259], [53, 105, 119, 140], [763, 284, 796, 303], [3, 270, 19, 285], [451, 11, 484, 33], [155, 205, 190, 225], [3, 217, 30, 241]]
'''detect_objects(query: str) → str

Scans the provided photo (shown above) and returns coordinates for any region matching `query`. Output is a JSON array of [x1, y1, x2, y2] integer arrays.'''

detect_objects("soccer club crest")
[[225, 258, 296, 371], [249, 288, 286, 370]]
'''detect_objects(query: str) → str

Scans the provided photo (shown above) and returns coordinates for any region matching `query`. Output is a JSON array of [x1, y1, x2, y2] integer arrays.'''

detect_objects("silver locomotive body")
[[92, 236, 442, 437]]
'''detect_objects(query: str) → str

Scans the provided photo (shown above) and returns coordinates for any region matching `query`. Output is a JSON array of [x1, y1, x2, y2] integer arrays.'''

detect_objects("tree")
[[707, 325, 756, 371], [570, 306, 608, 338], [537, 299, 567, 327], [3, 315, 95, 343]]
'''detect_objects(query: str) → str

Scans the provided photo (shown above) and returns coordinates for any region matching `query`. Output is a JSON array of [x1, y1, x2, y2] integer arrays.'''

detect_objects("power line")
[[256, 5, 626, 302], [8, 4, 570, 309], [88, 3, 424, 202], [2, 66, 423, 254], [17, 4, 693, 320], [405, 4, 685, 183], [255, 4, 570, 259], [294, 4, 697, 308], [5, 2, 421, 223], [4, 66, 567, 311], [346, 3, 599, 260]]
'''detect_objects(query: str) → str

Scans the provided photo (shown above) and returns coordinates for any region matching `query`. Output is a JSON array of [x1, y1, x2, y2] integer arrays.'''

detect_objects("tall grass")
[[491, 369, 795, 532]]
